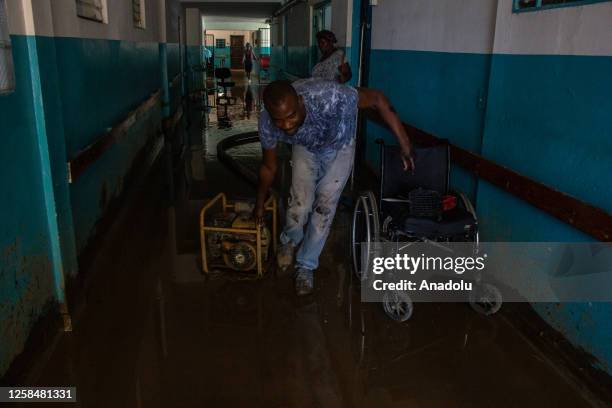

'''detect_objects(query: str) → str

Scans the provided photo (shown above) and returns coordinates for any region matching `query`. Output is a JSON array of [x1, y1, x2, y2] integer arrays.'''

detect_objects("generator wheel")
[[223, 242, 257, 271]]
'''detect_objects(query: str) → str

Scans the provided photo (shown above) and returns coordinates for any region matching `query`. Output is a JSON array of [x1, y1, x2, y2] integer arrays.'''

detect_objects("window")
[[259, 28, 270, 49], [76, 0, 108, 23], [216, 39, 226, 49], [0, 0, 14, 94], [514, 0, 611, 12], [133, 0, 146, 29], [262, 29, 270, 48]]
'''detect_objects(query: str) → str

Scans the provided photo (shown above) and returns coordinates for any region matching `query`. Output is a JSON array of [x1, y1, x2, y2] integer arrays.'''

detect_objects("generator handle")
[[199, 193, 227, 273], [264, 194, 278, 252]]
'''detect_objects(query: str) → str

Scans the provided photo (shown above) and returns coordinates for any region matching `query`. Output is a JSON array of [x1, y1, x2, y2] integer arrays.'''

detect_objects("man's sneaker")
[[295, 268, 314, 296], [277, 243, 295, 271]]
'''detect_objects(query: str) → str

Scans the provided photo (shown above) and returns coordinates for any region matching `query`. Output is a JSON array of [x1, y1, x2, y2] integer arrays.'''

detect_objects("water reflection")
[[244, 85, 254, 119]]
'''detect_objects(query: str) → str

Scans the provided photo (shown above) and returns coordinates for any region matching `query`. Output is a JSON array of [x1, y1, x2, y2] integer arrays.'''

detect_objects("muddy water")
[[15, 71, 595, 408]]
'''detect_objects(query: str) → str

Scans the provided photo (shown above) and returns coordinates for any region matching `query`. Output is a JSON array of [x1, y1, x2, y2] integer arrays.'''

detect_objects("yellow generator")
[[200, 193, 277, 277]]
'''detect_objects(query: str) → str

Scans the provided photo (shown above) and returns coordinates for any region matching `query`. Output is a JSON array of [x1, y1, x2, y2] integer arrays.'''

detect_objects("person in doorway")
[[243, 43, 258, 82], [312, 30, 352, 83], [203, 46, 212, 64], [254, 79, 414, 296]]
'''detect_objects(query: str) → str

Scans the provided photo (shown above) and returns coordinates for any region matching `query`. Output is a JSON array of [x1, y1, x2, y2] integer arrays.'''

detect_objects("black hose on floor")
[[216, 132, 286, 221], [216, 131, 261, 187]]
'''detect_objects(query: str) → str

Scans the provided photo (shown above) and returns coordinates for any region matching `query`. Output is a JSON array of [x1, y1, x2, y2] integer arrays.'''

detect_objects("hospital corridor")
[[1, 1, 611, 407]]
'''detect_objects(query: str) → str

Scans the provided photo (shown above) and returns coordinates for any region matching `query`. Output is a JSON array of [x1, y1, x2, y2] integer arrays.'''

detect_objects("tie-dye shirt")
[[312, 49, 346, 82], [259, 78, 359, 153]]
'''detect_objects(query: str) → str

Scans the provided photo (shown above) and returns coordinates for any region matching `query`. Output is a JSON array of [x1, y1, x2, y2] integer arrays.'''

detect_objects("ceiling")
[[181, 1, 281, 19]]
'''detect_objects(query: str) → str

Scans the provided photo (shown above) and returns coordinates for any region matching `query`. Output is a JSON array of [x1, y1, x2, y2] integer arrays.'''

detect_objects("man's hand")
[[401, 147, 416, 172], [253, 204, 265, 228], [255, 148, 278, 228], [357, 88, 414, 171], [338, 62, 352, 84]]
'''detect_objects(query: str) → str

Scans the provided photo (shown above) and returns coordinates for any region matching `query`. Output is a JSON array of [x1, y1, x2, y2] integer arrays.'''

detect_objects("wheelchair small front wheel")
[[382, 291, 414, 322], [469, 283, 503, 316]]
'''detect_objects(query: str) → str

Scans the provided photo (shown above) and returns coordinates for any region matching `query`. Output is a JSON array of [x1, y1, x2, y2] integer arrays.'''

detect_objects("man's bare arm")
[[255, 147, 278, 224], [357, 88, 414, 170]]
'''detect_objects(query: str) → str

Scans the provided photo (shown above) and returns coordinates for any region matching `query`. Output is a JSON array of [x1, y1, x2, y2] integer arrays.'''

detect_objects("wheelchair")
[[350, 139, 502, 322]]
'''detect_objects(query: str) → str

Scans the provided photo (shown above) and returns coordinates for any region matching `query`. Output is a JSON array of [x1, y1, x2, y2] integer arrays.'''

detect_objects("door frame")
[[230, 35, 245, 69]]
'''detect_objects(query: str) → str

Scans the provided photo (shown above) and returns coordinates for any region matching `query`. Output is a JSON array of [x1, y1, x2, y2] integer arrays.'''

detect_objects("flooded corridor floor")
[[11, 72, 598, 407]]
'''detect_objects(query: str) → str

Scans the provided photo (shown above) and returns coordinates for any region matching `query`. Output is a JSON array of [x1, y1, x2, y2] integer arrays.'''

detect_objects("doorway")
[[230, 35, 245, 69]]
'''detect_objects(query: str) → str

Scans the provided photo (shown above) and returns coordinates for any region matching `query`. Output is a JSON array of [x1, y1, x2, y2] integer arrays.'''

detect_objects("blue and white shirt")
[[312, 49, 346, 82], [259, 78, 359, 153]]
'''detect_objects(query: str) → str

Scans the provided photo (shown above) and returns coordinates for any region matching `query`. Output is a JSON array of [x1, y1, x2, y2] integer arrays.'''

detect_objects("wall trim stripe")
[[67, 90, 162, 183], [366, 112, 612, 241]]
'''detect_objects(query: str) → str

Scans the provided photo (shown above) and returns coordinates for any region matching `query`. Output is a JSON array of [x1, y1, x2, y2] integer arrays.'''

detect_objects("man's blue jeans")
[[280, 140, 355, 270]]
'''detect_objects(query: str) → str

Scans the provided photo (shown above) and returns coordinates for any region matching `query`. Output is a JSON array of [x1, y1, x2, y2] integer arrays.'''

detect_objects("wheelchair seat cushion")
[[402, 207, 476, 237]]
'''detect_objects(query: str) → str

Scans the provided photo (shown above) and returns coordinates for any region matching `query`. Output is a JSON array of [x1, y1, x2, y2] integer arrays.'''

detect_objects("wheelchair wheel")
[[382, 291, 414, 322], [469, 283, 503, 316], [351, 191, 380, 282]]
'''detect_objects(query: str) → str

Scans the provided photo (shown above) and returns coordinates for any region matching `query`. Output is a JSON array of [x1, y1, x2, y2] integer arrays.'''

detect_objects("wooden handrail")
[[365, 112, 612, 241], [67, 90, 161, 183]]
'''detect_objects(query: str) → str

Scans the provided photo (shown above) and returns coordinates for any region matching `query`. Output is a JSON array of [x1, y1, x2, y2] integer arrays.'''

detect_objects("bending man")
[[255, 79, 414, 296]]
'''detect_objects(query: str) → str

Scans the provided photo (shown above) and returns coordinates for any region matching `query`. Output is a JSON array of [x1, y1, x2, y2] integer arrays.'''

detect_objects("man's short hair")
[[263, 80, 298, 112]]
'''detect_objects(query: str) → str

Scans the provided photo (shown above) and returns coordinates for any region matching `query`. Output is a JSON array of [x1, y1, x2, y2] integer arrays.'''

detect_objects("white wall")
[[370, 0, 498, 54], [8, 0, 165, 42], [369, 0, 612, 56], [207, 29, 256, 46], [286, 1, 310, 46], [331, 0, 349, 47], [205, 21, 268, 31], [269, 15, 282, 47], [268, 0, 350, 48], [493, 0, 612, 56], [185, 7, 201, 46]]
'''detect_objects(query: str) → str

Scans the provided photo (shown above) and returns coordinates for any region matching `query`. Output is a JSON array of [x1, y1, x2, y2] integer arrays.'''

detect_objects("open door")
[[230, 35, 244, 69]]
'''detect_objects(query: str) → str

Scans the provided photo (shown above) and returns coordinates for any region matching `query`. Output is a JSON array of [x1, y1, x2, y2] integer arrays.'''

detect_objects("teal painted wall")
[[166, 42, 182, 113], [35, 36, 78, 278], [1, 0, 184, 378], [365, 47, 612, 374], [268, 45, 322, 80], [1, 35, 169, 376], [269, 45, 285, 80], [480, 54, 612, 215], [186, 45, 203, 93], [366, 49, 491, 199], [476, 54, 612, 373], [49, 37, 161, 253], [0, 35, 57, 376], [286, 46, 311, 78], [214, 47, 230, 69]]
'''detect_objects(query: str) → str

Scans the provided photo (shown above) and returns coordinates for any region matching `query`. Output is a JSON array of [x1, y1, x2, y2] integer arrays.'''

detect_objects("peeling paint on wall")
[[0, 239, 56, 375]]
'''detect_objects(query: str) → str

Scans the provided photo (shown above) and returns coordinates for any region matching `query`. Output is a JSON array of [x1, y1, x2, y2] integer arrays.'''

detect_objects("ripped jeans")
[[280, 140, 355, 270]]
